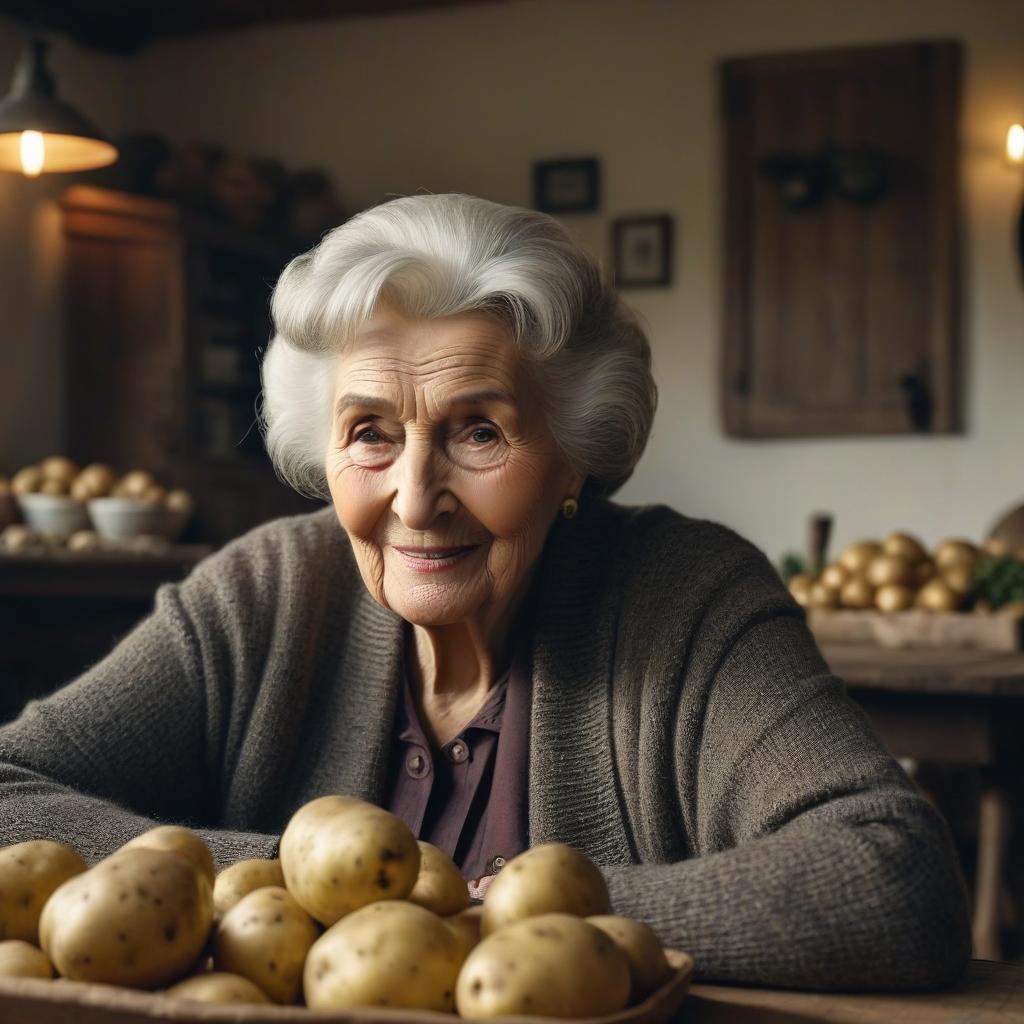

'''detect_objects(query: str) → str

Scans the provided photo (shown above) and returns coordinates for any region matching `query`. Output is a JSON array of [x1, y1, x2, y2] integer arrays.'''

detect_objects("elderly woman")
[[0, 194, 969, 990]]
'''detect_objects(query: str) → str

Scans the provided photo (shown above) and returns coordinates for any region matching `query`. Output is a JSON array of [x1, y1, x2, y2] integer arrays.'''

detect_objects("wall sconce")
[[758, 145, 889, 212], [1008, 123, 1023, 279], [0, 36, 118, 177]]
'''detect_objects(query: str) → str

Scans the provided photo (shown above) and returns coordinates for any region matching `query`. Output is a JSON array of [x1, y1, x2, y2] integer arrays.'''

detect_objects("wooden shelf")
[[0, 546, 214, 599]]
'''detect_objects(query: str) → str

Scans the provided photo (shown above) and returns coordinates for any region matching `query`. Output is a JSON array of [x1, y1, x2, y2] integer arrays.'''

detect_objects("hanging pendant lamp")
[[0, 37, 118, 177]]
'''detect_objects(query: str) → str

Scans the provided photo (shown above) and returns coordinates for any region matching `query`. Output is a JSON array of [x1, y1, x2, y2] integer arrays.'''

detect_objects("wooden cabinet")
[[720, 41, 962, 438], [61, 186, 322, 543]]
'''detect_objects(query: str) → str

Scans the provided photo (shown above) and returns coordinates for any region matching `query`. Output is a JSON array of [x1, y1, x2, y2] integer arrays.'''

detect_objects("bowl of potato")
[[7, 457, 194, 542], [0, 797, 693, 1023], [11, 457, 91, 534]]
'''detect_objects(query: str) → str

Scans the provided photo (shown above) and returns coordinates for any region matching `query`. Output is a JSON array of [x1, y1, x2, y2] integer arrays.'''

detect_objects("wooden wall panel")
[[721, 41, 962, 438]]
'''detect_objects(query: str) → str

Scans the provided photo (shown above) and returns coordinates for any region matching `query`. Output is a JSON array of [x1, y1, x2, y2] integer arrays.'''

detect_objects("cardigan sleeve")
[[602, 536, 972, 992], [0, 579, 278, 868]]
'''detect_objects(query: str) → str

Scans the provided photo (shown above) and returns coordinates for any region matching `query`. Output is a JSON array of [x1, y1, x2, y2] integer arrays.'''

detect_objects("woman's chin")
[[383, 586, 486, 627]]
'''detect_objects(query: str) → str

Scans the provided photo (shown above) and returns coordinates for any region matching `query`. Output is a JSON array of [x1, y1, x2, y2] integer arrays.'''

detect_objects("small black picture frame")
[[533, 158, 600, 213], [612, 215, 674, 287]]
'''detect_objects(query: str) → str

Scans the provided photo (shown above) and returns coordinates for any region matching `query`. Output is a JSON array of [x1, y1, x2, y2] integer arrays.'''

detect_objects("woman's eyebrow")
[[334, 390, 517, 420], [335, 393, 391, 419]]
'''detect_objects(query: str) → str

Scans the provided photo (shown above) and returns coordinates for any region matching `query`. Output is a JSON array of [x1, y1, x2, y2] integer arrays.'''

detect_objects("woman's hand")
[[467, 873, 496, 902]]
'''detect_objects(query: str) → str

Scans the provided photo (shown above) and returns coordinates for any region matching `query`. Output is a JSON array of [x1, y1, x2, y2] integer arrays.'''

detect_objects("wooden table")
[[821, 643, 1024, 962], [0, 546, 213, 722], [687, 958, 1023, 1022]]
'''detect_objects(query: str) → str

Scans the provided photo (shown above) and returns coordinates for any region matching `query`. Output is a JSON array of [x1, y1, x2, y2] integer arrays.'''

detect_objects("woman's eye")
[[469, 426, 498, 444], [354, 426, 384, 444]]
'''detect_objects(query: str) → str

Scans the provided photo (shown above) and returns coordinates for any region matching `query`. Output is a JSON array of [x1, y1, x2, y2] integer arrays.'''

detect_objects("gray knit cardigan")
[[0, 499, 971, 990]]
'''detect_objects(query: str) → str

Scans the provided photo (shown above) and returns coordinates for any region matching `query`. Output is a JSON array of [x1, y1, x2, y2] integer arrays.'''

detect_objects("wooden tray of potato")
[[0, 950, 693, 1024], [0, 798, 694, 1024]]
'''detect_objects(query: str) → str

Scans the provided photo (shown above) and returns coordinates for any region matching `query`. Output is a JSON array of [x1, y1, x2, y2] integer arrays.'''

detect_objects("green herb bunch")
[[974, 555, 1024, 610], [777, 552, 807, 584]]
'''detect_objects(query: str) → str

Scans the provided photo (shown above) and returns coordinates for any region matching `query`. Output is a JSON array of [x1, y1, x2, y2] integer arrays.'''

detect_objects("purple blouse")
[[385, 638, 531, 880]]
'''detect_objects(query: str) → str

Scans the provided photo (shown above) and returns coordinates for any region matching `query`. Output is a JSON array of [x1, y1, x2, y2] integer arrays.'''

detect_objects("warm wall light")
[[1009, 124, 1024, 281], [1008, 124, 1024, 165], [0, 37, 117, 176]]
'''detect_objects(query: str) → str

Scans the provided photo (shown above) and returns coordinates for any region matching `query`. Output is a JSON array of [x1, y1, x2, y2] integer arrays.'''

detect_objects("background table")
[[0, 547, 212, 723], [687, 958, 1023, 1022], [821, 643, 1024, 961]]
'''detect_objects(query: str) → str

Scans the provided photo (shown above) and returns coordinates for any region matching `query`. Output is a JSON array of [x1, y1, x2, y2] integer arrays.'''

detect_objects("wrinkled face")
[[326, 303, 581, 628]]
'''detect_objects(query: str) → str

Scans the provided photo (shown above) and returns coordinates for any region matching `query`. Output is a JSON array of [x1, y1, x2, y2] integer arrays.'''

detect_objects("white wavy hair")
[[260, 192, 656, 499]]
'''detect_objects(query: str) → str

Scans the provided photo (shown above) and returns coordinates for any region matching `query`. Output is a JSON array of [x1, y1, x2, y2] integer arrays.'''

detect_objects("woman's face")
[[326, 303, 582, 628]]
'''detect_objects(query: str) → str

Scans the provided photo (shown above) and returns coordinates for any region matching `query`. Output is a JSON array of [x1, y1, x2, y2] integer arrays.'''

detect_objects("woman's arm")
[[0, 582, 278, 867], [604, 609, 972, 991]]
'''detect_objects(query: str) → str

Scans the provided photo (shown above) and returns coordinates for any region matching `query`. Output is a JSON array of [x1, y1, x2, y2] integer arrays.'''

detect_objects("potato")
[[934, 539, 979, 570], [875, 583, 914, 613], [839, 541, 882, 575], [408, 842, 469, 916], [445, 905, 483, 960], [68, 529, 102, 552], [40, 456, 78, 482], [213, 858, 285, 918], [587, 915, 671, 1002], [164, 971, 270, 1005], [807, 580, 839, 609], [866, 554, 916, 588], [456, 912, 631, 1018], [38, 478, 70, 497], [212, 886, 318, 1004], [39, 847, 214, 988], [915, 579, 961, 612], [280, 796, 420, 926], [942, 563, 975, 596], [480, 843, 610, 936], [166, 489, 194, 514], [0, 840, 87, 943], [0, 939, 54, 979], [882, 532, 928, 564], [304, 899, 463, 1011], [77, 463, 117, 493], [10, 467, 42, 495], [121, 826, 215, 886], [1, 524, 41, 551], [113, 470, 156, 498], [839, 576, 875, 610], [818, 562, 850, 591]]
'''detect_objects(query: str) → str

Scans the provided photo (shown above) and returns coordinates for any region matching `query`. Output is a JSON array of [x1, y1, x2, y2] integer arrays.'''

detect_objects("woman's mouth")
[[393, 545, 480, 573]]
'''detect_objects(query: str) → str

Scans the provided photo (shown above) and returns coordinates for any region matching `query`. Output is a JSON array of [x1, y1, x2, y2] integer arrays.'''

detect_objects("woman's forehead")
[[337, 309, 524, 394]]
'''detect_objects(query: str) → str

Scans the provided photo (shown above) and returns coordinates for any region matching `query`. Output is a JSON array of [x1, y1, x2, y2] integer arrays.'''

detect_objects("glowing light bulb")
[[19, 130, 44, 177], [1008, 124, 1024, 165]]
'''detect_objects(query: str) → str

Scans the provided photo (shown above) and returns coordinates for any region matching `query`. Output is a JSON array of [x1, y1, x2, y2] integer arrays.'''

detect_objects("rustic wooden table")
[[821, 643, 1024, 962], [687, 958, 1023, 1022], [0, 546, 213, 721]]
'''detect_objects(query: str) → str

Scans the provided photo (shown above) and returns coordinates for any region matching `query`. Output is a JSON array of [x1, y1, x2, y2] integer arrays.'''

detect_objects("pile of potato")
[[789, 532, 1024, 614], [0, 523, 175, 555], [6, 456, 192, 512], [0, 796, 674, 1017]]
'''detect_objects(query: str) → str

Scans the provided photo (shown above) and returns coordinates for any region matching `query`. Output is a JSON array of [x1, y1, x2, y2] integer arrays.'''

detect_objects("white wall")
[[5, 1, 1023, 562], [0, 20, 132, 465]]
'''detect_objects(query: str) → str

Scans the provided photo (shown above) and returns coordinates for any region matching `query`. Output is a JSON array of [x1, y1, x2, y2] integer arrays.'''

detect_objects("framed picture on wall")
[[612, 215, 674, 287], [533, 158, 600, 213]]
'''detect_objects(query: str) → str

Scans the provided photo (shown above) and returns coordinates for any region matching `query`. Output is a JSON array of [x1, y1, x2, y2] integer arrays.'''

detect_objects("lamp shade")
[[0, 38, 117, 174]]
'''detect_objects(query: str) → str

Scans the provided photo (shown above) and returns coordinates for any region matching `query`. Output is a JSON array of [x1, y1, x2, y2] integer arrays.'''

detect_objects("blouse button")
[[406, 752, 428, 778], [489, 855, 507, 872], [448, 740, 469, 764]]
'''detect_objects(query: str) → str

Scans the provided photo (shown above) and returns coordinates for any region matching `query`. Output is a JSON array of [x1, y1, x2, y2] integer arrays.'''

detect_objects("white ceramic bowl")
[[87, 497, 188, 542], [16, 493, 90, 534]]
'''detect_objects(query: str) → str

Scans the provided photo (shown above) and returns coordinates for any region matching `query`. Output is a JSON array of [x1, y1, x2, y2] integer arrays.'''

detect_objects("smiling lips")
[[394, 545, 478, 560], [393, 545, 480, 572]]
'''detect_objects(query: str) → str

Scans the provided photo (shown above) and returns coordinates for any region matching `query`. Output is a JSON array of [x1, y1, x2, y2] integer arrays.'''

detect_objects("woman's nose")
[[390, 438, 456, 530]]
